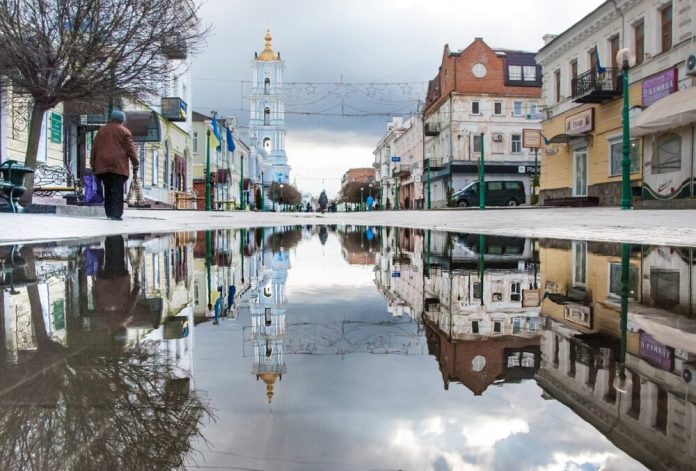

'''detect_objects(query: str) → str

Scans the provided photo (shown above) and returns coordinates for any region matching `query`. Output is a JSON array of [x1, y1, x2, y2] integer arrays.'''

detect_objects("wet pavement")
[[1, 226, 695, 470]]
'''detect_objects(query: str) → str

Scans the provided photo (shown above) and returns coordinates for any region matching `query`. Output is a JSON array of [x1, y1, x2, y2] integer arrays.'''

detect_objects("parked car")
[[456, 180, 525, 207]]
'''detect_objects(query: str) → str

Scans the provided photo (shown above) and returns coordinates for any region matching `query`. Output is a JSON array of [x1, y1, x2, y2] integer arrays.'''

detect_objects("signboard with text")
[[565, 108, 594, 135], [391, 156, 401, 163], [642, 68, 677, 107], [639, 332, 674, 371], [49, 113, 63, 144], [522, 128, 542, 149]]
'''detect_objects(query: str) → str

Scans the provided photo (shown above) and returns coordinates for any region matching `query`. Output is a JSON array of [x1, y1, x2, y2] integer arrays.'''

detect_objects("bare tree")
[[0, 0, 209, 202], [270, 182, 302, 206], [339, 179, 379, 204]]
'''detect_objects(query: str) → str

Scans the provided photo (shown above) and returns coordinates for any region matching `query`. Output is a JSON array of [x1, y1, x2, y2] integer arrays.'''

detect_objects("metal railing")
[[571, 67, 623, 102]]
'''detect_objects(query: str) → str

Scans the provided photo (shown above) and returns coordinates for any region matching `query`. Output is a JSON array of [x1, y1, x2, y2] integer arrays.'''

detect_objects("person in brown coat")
[[90, 110, 139, 220]]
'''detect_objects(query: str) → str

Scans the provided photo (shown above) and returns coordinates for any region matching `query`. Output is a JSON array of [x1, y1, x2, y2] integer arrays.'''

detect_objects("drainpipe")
[[691, 124, 695, 197]]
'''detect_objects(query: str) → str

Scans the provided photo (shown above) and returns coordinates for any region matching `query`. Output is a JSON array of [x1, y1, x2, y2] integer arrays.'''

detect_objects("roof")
[[537, 0, 612, 54], [192, 111, 210, 122]]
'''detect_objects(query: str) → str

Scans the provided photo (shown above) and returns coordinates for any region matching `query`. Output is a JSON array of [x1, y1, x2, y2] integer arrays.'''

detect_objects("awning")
[[547, 134, 572, 144], [631, 86, 696, 137]]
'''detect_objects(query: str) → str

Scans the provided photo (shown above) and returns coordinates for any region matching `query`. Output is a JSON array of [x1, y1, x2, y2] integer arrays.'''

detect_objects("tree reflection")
[[0, 243, 210, 470]]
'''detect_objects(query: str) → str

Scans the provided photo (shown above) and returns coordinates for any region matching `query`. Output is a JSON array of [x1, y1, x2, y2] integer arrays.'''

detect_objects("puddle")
[[0, 226, 693, 470]]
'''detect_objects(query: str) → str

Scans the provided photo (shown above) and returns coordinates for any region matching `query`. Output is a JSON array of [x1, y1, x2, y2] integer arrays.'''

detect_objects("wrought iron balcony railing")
[[571, 68, 623, 104], [161, 97, 188, 122]]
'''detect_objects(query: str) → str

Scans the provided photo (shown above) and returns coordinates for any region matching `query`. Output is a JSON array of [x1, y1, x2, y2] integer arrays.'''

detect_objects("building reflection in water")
[[0, 233, 208, 469]]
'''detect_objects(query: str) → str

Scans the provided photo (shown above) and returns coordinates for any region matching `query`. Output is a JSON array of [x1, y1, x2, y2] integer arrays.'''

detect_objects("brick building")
[[423, 38, 543, 207]]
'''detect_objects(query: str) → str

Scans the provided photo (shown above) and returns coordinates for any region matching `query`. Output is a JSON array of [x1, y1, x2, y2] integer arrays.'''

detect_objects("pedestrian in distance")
[[366, 194, 374, 211], [318, 190, 328, 213], [90, 110, 139, 220]]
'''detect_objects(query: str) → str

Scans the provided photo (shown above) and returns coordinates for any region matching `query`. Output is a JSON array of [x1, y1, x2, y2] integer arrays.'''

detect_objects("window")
[[609, 138, 640, 176], [655, 386, 669, 433], [264, 77, 270, 95], [510, 282, 521, 302], [263, 137, 271, 152], [508, 65, 522, 80], [472, 320, 480, 334], [528, 102, 538, 117], [152, 149, 159, 186], [628, 372, 641, 419], [589, 47, 598, 71], [609, 263, 639, 299], [504, 181, 522, 191], [472, 355, 486, 371], [471, 100, 480, 115], [487, 181, 503, 191], [473, 135, 482, 153], [650, 269, 680, 307], [570, 60, 578, 96], [521, 352, 535, 368], [265, 307, 272, 326], [192, 131, 198, 154], [554, 69, 561, 102], [609, 35, 620, 70], [661, 4, 672, 52], [264, 107, 270, 126], [634, 20, 645, 65], [493, 101, 503, 116], [523, 66, 536, 81], [652, 133, 681, 174], [572, 241, 587, 287], [493, 321, 502, 333], [512, 101, 523, 116], [511, 134, 522, 153]]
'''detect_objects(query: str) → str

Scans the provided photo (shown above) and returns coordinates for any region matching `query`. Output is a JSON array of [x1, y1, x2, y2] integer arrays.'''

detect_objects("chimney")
[[542, 34, 558, 45]]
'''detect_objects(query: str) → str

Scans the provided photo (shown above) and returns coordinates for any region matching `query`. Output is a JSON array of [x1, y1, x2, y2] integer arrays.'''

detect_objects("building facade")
[[423, 38, 542, 208], [536, 0, 695, 206]]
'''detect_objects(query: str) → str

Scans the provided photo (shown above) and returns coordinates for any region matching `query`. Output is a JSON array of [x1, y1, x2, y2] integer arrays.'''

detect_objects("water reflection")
[[1, 227, 695, 469]]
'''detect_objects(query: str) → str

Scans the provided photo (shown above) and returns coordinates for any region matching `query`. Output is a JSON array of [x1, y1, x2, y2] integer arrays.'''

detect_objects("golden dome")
[[258, 372, 280, 403], [258, 29, 278, 61]]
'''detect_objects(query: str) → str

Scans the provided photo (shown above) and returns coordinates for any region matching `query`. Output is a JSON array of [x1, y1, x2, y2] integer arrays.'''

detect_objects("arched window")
[[264, 77, 270, 95], [263, 137, 271, 152], [264, 107, 270, 126]]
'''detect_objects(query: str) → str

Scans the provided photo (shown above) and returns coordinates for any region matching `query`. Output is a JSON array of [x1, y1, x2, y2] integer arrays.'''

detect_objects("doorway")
[[573, 149, 588, 197]]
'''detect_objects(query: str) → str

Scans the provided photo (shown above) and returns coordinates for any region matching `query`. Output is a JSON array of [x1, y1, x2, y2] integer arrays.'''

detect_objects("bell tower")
[[249, 30, 290, 207]]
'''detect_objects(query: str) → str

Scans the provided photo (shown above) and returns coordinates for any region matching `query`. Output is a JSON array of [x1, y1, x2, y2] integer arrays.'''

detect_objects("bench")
[[0, 160, 34, 213], [33, 163, 81, 202]]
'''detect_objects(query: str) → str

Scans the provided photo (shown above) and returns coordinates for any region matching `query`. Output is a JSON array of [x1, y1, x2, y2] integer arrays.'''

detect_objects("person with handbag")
[[90, 110, 140, 220]]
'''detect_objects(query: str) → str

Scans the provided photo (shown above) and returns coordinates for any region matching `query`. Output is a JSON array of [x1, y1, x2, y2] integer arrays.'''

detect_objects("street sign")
[[522, 128, 542, 149], [391, 272, 401, 278], [391, 156, 401, 163], [50, 113, 63, 144]]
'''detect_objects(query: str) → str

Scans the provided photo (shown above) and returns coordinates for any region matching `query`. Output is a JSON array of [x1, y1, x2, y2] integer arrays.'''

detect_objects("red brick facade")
[[425, 38, 542, 117]]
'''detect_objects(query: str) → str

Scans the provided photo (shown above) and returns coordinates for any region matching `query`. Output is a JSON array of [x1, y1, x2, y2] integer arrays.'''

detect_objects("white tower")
[[249, 30, 290, 206]]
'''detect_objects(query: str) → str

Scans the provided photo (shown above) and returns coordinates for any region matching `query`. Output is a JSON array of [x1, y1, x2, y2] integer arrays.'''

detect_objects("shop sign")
[[642, 68, 677, 107], [522, 128, 542, 149], [564, 304, 592, 328], [565, 108, 594, 135], [50, 112, 63, 144], [639, 332, 674, 371]]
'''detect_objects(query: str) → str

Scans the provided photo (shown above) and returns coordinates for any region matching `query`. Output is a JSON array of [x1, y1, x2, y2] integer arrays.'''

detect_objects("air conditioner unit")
[[493, 133, 504, 142], [492, 293, 503, 301], [686, 52, 696, 76], [683, 360, 696, 384]]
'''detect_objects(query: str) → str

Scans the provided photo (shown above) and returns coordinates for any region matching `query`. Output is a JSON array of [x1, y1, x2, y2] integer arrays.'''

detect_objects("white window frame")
[[572, 241, 588, 288], [471, 100, 481, 115], [607, 134, 640, 177], [511, 134, 522, 153], [523, 66, 536, 81], [493, 101, 503, 116], [508, 65, 522, 81], [528, 102, 538, 117], [512, 101, 523, 117]]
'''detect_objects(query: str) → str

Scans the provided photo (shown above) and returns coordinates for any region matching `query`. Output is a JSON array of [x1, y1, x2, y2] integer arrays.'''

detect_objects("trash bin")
[[0, 160, 34, 212]]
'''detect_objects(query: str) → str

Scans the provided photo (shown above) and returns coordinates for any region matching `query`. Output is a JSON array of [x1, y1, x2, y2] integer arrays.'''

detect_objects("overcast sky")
[[191, 0, 605, 197]]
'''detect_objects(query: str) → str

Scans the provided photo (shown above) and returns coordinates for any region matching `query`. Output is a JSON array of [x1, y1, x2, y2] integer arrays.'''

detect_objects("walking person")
[[90, 110, 139, 220]]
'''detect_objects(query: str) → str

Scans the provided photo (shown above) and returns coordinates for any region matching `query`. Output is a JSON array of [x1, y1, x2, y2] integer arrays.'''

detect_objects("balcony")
[[393, 163, 412, 177], [571, 68, 623, 104], [424, 122, 441, 136], [162, 35, 188, 60], [161, 97, 188, 122], [424, 158, 444, 170]]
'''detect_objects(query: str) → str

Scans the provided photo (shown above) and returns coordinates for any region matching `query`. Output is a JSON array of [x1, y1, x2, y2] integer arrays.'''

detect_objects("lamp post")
[[477, 125, 487, 210], [239, 154, 244, 210], [613, 242, 633, 396], [280, 183, 284, 212], [360, 187, 364, 211], [617, 48, 636, 210], [205, 129, 211, 211]]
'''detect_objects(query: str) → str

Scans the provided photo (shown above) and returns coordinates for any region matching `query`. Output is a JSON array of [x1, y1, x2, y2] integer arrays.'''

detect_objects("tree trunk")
[[19, 100, 50, 206]]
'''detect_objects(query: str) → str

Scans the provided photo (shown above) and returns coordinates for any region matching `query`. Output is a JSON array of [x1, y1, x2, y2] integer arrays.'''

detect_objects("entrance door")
[[573, 149, 588, 197]]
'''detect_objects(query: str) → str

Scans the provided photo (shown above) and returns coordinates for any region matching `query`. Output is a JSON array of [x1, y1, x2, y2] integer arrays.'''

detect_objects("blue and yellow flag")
[[209, 115, 221, 150]]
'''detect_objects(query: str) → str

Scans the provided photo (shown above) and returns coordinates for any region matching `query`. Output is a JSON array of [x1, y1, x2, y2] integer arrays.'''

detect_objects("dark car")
[[456, 180, 525, 207]]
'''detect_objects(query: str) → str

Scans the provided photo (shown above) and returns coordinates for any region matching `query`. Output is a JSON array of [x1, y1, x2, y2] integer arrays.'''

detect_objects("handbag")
[[127, 176, 145, 206], [82, 174, 104, 205]]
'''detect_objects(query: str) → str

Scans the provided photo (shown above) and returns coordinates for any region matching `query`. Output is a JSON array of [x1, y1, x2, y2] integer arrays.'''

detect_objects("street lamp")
[[360, 187, 364, 211], [280, 184, 284, 212], [477, 124, 487, 210], [617, 48, 636, 210]]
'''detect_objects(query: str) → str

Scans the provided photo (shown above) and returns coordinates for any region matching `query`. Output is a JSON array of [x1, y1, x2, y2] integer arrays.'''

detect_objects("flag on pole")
[[226, 126, 236, 152], [209, 115, 221, 150], [595, 48, 606, 74]]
